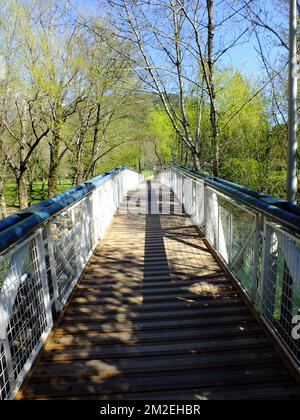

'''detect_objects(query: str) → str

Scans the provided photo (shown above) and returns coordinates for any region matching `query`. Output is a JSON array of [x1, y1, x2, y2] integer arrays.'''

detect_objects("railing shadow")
[[18, 179, 296, 400]]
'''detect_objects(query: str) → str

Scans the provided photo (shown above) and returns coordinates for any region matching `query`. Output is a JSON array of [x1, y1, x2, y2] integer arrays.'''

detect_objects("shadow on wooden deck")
[[16, 181, 300, 400]]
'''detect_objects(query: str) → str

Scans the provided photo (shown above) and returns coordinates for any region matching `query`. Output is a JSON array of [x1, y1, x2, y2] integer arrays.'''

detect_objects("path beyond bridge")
[[16, 180, 300, 400]]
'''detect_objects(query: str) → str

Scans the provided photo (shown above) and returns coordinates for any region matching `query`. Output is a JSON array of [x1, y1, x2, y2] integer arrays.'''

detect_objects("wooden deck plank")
[[30, 348, 280, 378], [20, 366, 295, 399], [47, 324, 262, 349], [17, 180, 300, 400], [60, 312, 253, 327], [27, 382, 300, 400], [39, 336, 271, 362]]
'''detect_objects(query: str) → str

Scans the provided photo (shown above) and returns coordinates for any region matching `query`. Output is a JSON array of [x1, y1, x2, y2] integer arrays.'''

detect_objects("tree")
[[0, 134, 7, 218], [243, 0, 299, 201], [30, 10, 86, 197], [0, 1, 50, 208], [74, 19, 143, 180], [0, 56, 8, 217], [92, 0, 265, 175], [3, 99, 49, 208]]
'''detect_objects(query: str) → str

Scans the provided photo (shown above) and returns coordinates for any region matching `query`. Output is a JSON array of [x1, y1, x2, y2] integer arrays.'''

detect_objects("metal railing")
[[157, 165, 300, 373], [0, 166, 143, 400]]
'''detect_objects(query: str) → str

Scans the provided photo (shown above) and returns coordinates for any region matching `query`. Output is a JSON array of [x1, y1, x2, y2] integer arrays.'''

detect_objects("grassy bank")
[[2, 171, 155, 219], [142, 169, 154, 179], [4, 180, 73, 209]]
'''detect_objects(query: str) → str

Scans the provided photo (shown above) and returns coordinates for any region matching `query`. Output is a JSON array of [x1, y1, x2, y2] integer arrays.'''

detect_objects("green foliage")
[[221, 158, 261, 190], [0, 2, 296, 213], [142, 170, 154, 178], [4, 180, 73, 208], [147, 109, 175, 164]]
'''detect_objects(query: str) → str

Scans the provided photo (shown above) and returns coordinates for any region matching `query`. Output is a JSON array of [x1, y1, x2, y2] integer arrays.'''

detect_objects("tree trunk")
[[17, 172, 28, 209], [194, 154, 201, 172], [207, 0, 219, 177], [211, 112, 219, 176], [48, 133, 60, 198], [87, 103, 101, 179], [153, 142, 163, 169], [18, 137, 29, 209], [29, 178, 34, 196], [75, 144, 85, 185], [0, 180, 7, 219]]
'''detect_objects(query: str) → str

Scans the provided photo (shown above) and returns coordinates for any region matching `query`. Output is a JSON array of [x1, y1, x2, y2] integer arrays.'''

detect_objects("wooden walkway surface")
[[17, 180, 300, 400]]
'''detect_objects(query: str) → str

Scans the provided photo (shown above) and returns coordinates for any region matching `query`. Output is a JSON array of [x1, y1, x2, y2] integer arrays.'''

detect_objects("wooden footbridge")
[[0, 167, 300, 400]]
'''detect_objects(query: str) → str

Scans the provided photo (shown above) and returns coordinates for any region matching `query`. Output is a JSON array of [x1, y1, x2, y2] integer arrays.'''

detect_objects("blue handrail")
[[0, 166, 133, 253], [173, 164, 300, 234]]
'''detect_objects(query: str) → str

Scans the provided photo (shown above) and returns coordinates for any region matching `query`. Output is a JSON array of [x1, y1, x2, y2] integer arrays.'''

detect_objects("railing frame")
[[0, 166, 143, 399], [157, 165, 300, 376]]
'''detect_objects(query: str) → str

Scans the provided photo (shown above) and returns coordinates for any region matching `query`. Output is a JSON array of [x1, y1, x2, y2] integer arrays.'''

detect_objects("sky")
[[211, 0, 288, 78], [70, 0, 289, 81]]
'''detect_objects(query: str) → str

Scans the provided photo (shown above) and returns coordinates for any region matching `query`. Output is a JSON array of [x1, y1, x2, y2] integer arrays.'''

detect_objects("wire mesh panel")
[[261, 222, 300, 365], [0, 232, 52, 400], [48, 207, 79, 308], [228, 204, 257, 296], [158, 169, 207, 232], [0, 167, 142, 399], [205, 186, 257, 297], [158, 170, 259, 297], [157, 166, 300, 371], [74, 197, 94, 271], [91, 186, 103, 240], [0, 343, 9, 400], [47, 170, 143, 310], [48, 203, 83, 307]]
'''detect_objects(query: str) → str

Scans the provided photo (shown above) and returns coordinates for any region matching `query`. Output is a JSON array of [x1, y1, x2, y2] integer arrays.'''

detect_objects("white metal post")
[[203, 183, 208, 238], [71, 206, 82, 277], [260, 223, 277, 320], [45, 224, 60, 312], [228, 207, 233, 264], [36, 230, 53, 331], [251, 214, 261, 303], [287, 0, 298, 204]]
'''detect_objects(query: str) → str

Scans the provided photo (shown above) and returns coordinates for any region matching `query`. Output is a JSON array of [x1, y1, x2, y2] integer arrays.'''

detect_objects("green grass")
[[3, 169, 153, 212], [142, 169, 154, 179], [4, 179, 73, 208]]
